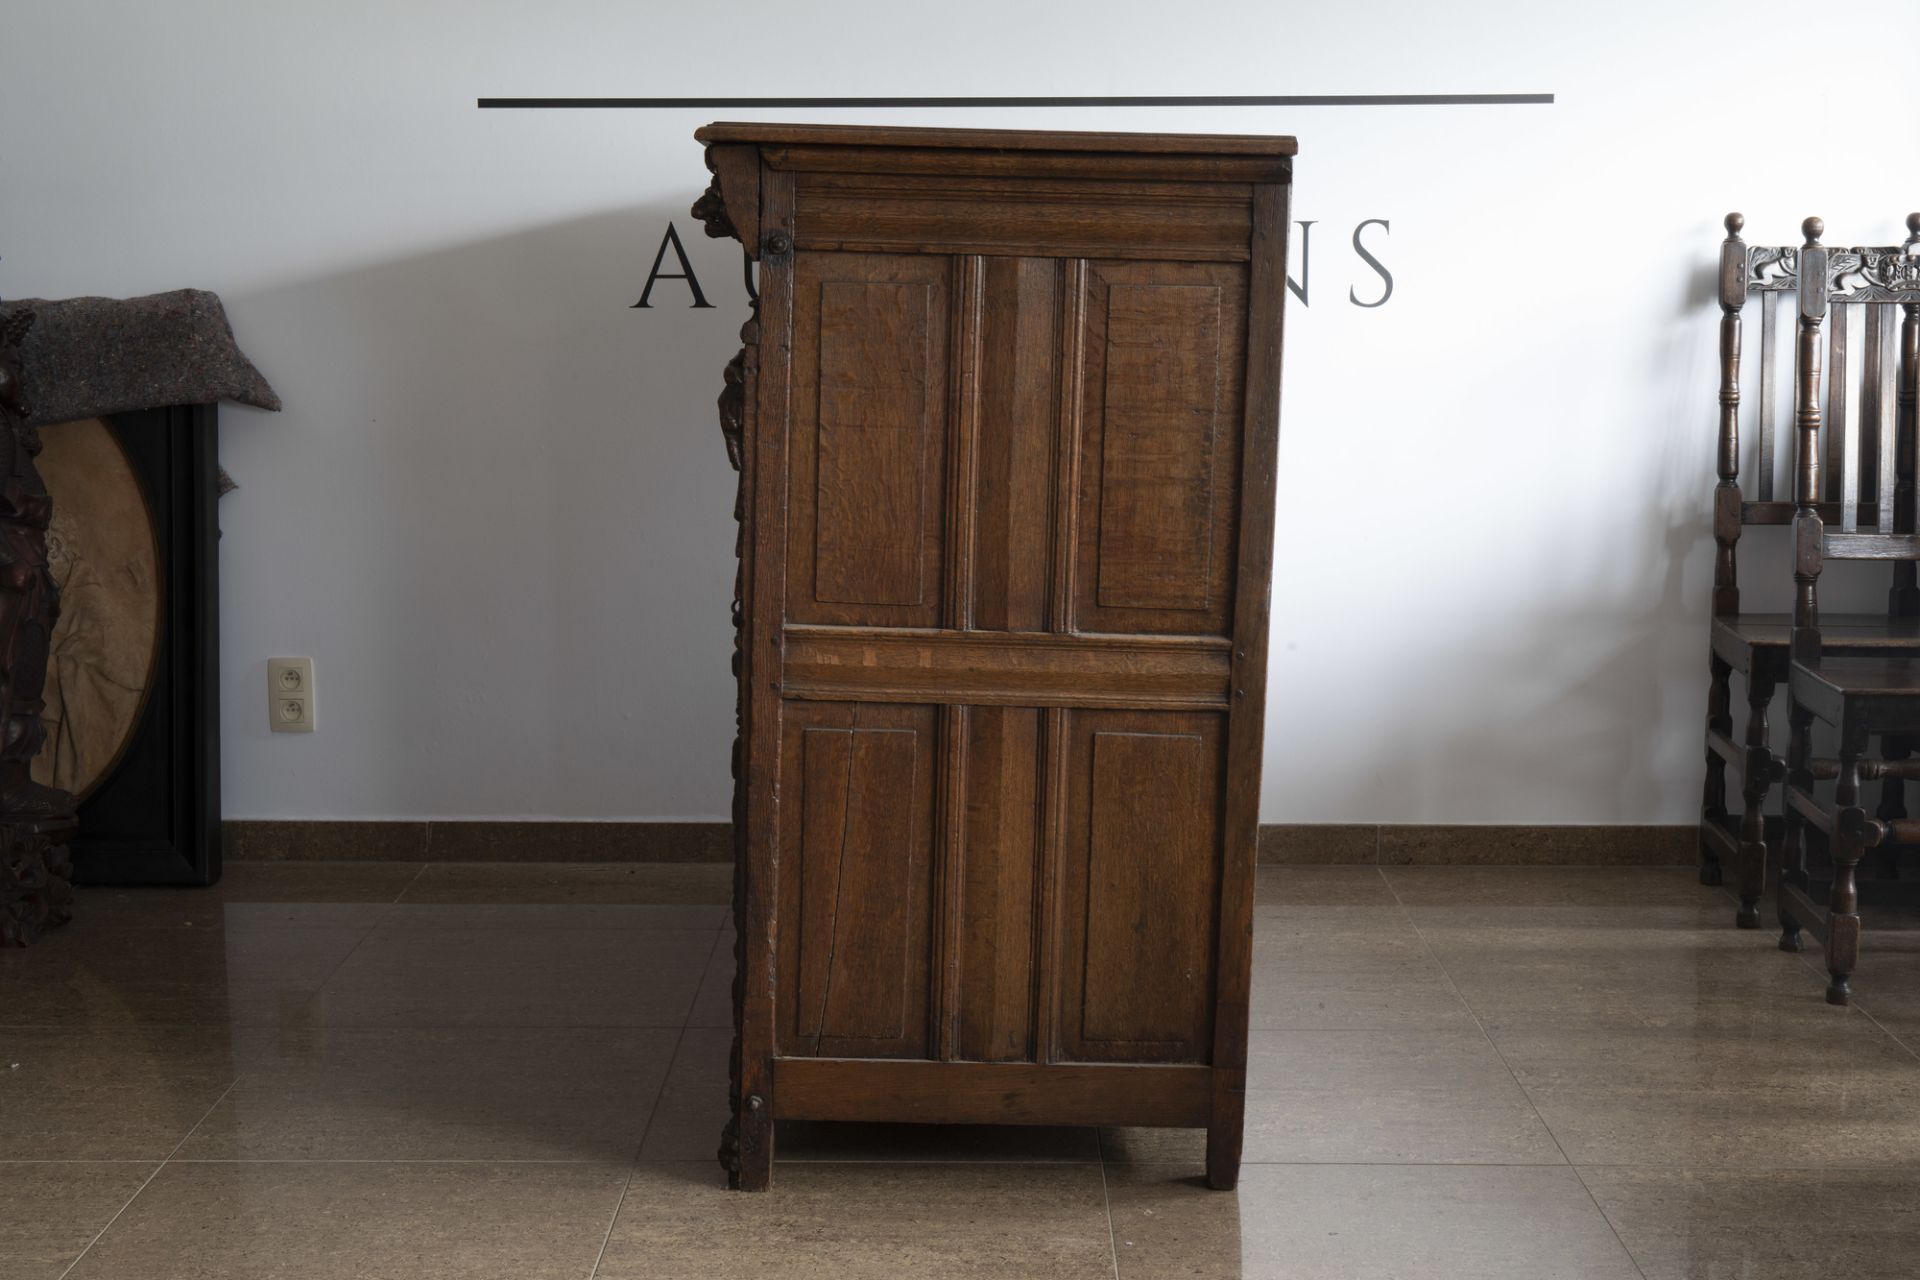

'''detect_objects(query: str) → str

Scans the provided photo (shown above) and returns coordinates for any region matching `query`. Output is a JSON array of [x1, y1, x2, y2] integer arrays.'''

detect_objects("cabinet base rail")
[[771, 1057, 1217, 1127]]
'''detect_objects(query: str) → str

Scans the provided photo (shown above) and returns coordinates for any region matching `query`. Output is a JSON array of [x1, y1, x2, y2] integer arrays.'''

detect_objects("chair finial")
[[1724, 212, 1744, 236], [1906, 212, 1920, 243], [1803, 217, 1824, 246]]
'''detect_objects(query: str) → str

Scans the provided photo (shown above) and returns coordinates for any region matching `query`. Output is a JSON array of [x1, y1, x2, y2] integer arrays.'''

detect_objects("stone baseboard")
[[1259, 823, 1694, 866], [223, 820, 732, 864], [225, 819, 1692, 867]]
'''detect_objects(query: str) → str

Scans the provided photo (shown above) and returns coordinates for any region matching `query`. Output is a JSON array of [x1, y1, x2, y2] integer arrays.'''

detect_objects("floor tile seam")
[[1708, 851, 1920, 1062], [1470, 1004, 1648, 1272], [1384, 872, 1723, 1280], [1375, 869, 1577, 1172], [1096, 1152, 1122, 1280], [1569, 1163, 1654, 1280], [1568, 1161, 1920, 1171], [55, 1076, 240, 1280], [1228, 1159, 1605, 1168], [0, 1159, 163, 1165], [393, 860, 433, 904], [586, 1158, 643, 1280], [631, 955, 711, 1163], [341, 924, 730, 937], [291, 877, 428, 1019], [1768, 912, 1920, 1066], [357, 920, 727, 933], [3, 1021, 732, 1034], [269, 1020, 731, 1032], [1823, 992, 1920, 1065], [147, 1158, 648, 1165], [775, 1157, 1106, 1165]]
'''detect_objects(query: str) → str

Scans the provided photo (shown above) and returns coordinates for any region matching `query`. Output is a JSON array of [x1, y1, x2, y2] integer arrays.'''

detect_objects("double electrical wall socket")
[[268, 657, 315, 733]]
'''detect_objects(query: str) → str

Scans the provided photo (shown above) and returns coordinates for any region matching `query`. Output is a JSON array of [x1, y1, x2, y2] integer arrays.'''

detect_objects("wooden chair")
[[1774, 215, 1920, 1004], [1703, 213, 1920, 929]]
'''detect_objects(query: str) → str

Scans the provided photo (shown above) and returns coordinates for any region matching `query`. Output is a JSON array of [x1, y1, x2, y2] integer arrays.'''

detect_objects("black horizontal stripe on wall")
[[477, 94, 1553, 109]]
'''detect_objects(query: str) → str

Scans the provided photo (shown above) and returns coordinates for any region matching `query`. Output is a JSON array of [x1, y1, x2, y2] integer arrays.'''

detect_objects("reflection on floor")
[[5, 860, 1920, 1279]]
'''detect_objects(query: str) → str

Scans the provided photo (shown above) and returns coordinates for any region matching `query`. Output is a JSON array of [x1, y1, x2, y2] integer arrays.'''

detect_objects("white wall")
[[3, 0, 1915, 823]]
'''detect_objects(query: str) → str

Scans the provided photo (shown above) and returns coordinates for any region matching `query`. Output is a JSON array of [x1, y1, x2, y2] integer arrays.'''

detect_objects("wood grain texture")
[[779, 626, 1232, 709], [773, 1057, 1214, 1126], [1074, 261, 1246, 636], [972, 257, 1059, 631], [695, 121, 1298, 157], [777, 703, 936, 1059], [793, 172, 1255, 262], [787, 253, 949, 626], [1057, 710, 1224, 1065], [955, 704, 1041, 1062], [701, 122, 1290, 1191], [1208, 180, 1289, 1190], [725, 166, 796, 1191]]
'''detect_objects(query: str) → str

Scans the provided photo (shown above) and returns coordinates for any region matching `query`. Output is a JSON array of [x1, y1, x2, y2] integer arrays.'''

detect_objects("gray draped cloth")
[[0, 289, 278, 492]]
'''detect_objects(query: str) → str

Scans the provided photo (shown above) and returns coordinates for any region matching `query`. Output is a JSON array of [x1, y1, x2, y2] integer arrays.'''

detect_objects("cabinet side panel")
[[1058, 709, 1223, 1063], [788, 253, 950, 627], [777, 702, 937, 1059], [1074, 262, 1247, 636], [956, 704, 1041, 1061]]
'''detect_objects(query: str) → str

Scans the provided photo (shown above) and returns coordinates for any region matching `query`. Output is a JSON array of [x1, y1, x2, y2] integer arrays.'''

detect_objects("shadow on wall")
[[215, 203, 751, 818], [1271, 252, 1891, 825]]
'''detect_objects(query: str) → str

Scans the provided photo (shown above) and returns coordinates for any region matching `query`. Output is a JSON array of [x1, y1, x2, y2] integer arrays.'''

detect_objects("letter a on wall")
[[633, 222, 713, 309]]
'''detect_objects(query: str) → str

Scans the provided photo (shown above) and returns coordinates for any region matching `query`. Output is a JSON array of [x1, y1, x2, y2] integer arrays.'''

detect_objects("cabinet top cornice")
[[694, 121, 1297, 157]]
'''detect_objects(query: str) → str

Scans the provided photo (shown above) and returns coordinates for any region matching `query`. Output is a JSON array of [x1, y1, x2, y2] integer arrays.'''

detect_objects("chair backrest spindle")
[[1899, 213, 1920, 612], [1829, 301, 1851, 511], [1784, 215, 1920, 662], [1713, 212, 1746, 616], [1758, 290, 1778, 501], [1791, 218, 1829, 664]]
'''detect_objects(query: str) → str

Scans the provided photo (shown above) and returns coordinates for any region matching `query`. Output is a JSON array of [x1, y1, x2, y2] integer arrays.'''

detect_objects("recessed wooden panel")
[[956, 705, 1042, 1061], [1074, 262, 1247, 636], [1058, 709, 1223, 1063], [777, 702, 937, 1058], [788, 253, 950, 626], [1097, 284, 1222, 612]]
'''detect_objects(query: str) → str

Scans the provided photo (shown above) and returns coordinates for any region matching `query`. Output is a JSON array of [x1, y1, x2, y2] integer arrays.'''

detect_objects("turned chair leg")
[[1735, 672, 1775, 928], [1701, 651, 1734, 887], [1875, 735, 1908, 880], [1825, 723, 1870, 1006], [1778, 703, 1814, 953]]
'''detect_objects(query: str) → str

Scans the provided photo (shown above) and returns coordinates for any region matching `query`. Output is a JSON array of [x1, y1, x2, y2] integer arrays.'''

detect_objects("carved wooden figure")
[[1699, 213, 1920, 929], [693, 123, 1293, 1190], [0, 305, 78, 946], [1773, 214, 1920, 1004]]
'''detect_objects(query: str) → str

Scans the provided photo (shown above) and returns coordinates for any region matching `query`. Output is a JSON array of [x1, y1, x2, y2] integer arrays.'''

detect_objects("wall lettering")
[[632, 222, 713, 309], [1286, 221, 1315, 306], [1348, 219, 1393, 308], [636, 216, 1397, 311]]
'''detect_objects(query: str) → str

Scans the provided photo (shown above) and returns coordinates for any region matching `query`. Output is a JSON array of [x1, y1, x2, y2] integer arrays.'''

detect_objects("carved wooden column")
[[694, 145, 768, 1188], [0, 306, 78, 946]]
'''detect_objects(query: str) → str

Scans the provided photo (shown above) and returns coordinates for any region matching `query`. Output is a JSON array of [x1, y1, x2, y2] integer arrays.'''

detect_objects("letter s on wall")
[[1349, 219, 1392, 308]]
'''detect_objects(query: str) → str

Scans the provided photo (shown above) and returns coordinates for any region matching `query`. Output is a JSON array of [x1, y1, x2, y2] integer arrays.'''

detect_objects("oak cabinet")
[[694, 122, 1293, 1190]]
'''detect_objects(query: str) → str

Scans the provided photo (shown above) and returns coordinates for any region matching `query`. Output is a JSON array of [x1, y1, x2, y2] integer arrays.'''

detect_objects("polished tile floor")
[[5, 861, 1920, 1278]]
